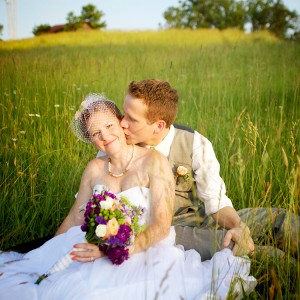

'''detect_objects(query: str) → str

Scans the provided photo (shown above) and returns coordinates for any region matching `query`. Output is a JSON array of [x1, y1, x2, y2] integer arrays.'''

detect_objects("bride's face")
[[87, 111, 126, 154]]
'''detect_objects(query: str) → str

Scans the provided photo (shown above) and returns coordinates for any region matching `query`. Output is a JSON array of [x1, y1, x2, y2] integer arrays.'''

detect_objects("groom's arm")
[[212, 206, 254, 256], [192, 131, 254, 255], [133, 151, 175, 254]]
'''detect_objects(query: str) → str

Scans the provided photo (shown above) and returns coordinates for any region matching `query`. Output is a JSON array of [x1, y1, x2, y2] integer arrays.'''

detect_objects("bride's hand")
[[70, 243, 104, 262]]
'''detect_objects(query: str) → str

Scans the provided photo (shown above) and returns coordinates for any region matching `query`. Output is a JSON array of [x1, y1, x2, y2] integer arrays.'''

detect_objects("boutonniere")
[[174, 165, 193, 184]]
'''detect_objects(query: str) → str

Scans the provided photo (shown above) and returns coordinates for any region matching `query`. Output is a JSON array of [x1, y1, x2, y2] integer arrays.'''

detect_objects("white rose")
[[95, 224, 107, 238], [105, 195, 115, 202], [101, 199, 113, 209]]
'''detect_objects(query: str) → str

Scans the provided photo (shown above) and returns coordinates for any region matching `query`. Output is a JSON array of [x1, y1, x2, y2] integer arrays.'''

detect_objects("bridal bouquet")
[[81, 185, 146, 265], [35, 185, 145, 284]]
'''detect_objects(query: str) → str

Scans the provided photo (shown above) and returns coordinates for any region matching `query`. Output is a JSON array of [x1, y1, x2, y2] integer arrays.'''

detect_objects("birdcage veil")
[[70, 93, 122, 143]]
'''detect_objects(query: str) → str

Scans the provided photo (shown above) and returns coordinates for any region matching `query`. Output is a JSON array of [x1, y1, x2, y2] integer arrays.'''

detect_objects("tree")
[[32, 4, 106, 36], [163, 6, 190, 29], [0, 24, 3, 38], [163, 0, 246, 30], [32, 24, 51, 36], [246, 0, 298, 38], [246, 0, 271, 31], [64, 12, 83, 31], [80, 4, 106, 29], [289, 15, 300, 42], [211, 0, 247, 30], [162, 0, 299, 38], [269, 1, 298, 38]]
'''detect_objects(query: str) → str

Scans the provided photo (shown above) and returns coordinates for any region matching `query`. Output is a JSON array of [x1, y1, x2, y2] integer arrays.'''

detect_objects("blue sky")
[[0, 0, 299, 41]]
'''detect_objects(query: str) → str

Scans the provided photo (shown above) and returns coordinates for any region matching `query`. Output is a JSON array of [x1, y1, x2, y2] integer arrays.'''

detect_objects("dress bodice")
[[117, 186, 150, 208]]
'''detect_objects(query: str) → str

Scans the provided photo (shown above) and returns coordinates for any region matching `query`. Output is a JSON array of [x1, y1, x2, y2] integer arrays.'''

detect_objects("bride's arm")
[[55, 161, 95, 236], [132, 151, 175, 254]]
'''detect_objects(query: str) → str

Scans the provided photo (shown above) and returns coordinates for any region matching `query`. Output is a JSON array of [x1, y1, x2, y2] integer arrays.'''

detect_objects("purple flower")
[[104, 191, 116, 199], [95, 216, 106, 225], [93, 194, 105, 201], [81, 224, 88, 232], [84, 210, 91, 219], [106, 236, 124, 246], [85, 207, 92, 215], [99, 244, 108, 253], [116, 225, 131, 243], [107, 246, 129, 265]]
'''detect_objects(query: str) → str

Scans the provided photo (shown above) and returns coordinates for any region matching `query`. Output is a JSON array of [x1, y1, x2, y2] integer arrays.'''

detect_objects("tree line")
[[162, 0, 300, 39], [0, 1, 299, 40], [32, 4, 106, 36]]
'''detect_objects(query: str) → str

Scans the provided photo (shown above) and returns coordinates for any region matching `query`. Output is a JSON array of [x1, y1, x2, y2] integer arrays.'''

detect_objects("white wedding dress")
[[0, 187, 256, 299]]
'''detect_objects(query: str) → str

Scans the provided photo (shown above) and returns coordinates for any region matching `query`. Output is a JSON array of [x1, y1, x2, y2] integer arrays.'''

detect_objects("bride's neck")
[[108, 144, 135, 170], [108, 144, 131, 160]]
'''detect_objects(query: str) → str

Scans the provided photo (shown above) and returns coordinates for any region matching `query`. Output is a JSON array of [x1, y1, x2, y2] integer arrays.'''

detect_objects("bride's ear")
[[153, 120, 167, 134]]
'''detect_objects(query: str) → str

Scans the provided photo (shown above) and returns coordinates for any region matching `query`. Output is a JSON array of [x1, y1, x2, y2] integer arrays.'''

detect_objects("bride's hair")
[[70, 93, 123, 143]]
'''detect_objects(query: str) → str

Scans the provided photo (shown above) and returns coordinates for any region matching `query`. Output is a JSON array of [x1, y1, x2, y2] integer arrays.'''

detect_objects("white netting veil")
[[70, 93, 123, 143]]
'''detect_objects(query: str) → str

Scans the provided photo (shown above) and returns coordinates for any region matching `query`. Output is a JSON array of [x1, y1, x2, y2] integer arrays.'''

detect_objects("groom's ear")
[[154, 120, 167, 134]]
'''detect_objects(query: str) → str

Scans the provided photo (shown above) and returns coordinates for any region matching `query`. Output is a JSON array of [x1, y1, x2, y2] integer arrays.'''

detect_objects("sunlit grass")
[[0, 28, 278, 50], [0, 29, 299, 298]]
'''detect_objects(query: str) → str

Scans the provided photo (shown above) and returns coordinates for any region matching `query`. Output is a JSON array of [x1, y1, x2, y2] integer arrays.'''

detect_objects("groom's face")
[[120, 94, 157, 146]]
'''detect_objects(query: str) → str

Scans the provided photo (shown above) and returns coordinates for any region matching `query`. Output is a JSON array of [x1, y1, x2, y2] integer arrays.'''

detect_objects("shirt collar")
[[146, 125, 175, 157]]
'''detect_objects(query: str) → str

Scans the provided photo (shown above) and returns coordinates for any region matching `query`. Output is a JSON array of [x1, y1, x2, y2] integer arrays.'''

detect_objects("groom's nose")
[[120, 116, 128, 129]]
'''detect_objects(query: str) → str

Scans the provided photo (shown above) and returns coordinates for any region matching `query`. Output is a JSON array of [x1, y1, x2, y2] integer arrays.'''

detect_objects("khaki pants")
[[175, 208, 299, 261]]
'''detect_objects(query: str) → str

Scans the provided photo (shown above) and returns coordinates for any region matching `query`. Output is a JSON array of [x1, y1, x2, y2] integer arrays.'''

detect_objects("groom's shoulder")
[[173, 123, 194, 133], [172, 124, 195, 149], [173, 124, 211, 144]]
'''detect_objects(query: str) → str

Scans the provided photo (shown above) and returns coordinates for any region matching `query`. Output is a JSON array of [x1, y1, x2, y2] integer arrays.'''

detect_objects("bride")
[[0, 94, 256, 299]]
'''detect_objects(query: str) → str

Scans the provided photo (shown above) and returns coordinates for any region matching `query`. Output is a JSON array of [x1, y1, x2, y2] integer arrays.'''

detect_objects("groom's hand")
[[223, 223, 255, 257]]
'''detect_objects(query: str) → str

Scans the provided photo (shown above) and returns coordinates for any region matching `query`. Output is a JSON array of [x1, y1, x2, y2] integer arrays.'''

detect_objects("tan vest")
[[168, 128, 204, 227]]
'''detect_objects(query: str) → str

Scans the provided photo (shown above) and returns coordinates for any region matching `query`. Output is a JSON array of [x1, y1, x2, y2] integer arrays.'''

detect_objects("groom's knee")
[[175, 225, 230, 261]]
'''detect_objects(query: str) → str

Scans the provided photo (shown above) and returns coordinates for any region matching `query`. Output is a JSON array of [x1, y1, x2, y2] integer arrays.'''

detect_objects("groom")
[[106, 79, 298, 261]]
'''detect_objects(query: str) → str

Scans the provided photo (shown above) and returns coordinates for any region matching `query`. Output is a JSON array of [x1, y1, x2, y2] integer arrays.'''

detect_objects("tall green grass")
[[0, 29, 299, 298]]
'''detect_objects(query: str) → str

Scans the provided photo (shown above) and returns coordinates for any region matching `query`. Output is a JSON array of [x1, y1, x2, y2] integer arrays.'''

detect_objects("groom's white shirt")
[[97, 125, 233, 215]]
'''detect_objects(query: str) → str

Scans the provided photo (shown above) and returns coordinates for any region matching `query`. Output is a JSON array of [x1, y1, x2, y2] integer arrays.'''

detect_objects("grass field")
[[0, 29, 299, 298]]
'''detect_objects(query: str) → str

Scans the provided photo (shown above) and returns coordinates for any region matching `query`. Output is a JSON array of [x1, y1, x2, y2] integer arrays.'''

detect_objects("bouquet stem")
[[35, 250, 73, 284]]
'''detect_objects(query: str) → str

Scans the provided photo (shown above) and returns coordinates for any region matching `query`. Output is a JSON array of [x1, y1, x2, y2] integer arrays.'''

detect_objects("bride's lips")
[[104, 138, 117, 146]]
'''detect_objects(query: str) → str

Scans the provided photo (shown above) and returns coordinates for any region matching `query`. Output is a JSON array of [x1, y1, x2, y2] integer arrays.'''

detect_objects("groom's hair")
[[127, 79, 178, 128]]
